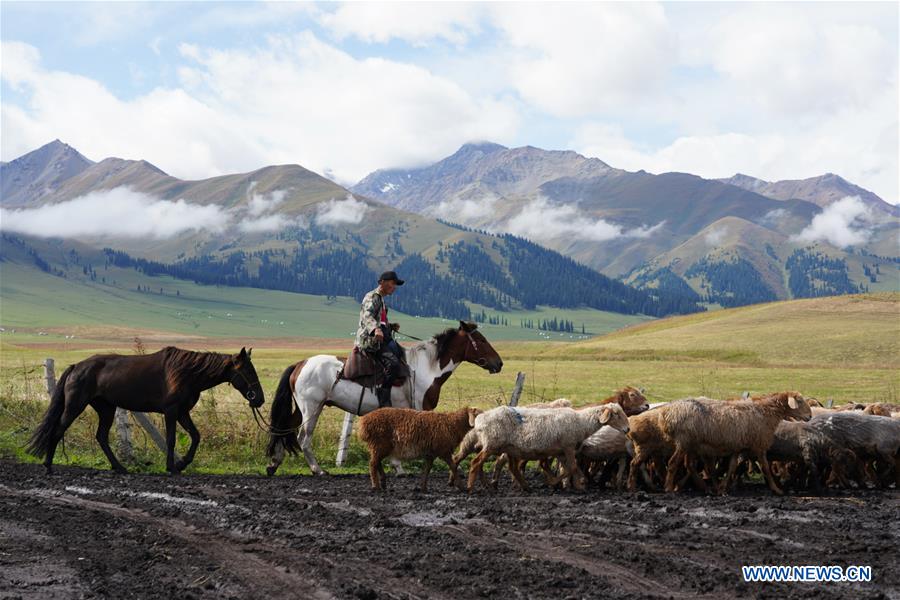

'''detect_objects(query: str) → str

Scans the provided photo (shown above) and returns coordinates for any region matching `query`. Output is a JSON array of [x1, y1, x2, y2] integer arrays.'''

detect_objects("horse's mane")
[[161, 347, 231, 384], [432, 327, 461, 358]]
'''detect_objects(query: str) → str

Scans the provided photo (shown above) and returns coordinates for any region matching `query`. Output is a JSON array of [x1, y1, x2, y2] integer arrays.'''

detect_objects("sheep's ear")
[[468, 409, 479, 427], [599, 408, 611, 424], [639, 387, 645, 394], [788, 396, 798, 409]]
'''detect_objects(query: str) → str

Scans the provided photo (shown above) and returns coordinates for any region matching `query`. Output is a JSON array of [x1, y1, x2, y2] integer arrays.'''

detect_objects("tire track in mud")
[[1, 485, 336, 600], [1, 461, 898, 600]]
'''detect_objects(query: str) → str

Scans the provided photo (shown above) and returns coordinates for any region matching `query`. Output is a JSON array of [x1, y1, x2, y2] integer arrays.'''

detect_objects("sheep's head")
[[466, 407, 483, 427], [598, 404, 630, 434], [783, 393, 811, 422], [619, 386, 649, 415], [863, 403, 892, 417]]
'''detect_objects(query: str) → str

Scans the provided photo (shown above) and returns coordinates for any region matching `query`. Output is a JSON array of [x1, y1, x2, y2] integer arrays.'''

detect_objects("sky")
[[1, 2, 898, 203]]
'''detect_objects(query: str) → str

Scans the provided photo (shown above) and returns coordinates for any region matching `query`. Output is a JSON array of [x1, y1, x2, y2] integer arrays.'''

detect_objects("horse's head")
[[457, 321, 503, 374], [230, 347, 265, 408]]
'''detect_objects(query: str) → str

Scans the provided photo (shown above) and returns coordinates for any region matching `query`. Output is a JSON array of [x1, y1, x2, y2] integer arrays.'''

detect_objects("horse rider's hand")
[[391, 322, 400, 332], [374, 328, 384, 341]]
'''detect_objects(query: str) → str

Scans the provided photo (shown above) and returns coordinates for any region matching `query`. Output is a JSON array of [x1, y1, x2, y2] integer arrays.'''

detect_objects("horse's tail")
[[266, 362, 303, 459], [27, 364, 74, 458]]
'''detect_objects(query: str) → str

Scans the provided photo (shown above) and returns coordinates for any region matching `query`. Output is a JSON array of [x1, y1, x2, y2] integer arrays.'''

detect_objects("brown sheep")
[[863, 403, 899, 417], [358, 407, 481, 492], [660, 392, 811, 495], [582, 386, 650, 416], [627, 406, 676, 492]]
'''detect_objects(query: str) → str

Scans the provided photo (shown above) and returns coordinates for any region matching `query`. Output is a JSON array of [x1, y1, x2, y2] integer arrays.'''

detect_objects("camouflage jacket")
[[356, 288, 387, 352]]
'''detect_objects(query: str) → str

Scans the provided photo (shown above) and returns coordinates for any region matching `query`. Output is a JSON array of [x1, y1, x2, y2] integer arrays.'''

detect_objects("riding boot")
[[377, 385, 392, 408]]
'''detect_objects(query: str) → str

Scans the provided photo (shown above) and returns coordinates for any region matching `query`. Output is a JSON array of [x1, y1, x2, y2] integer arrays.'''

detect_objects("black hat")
[[379, 270, 404, 285]]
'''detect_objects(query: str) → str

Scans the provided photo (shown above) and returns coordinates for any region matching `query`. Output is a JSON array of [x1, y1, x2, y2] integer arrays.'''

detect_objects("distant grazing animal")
[[28, 347, 263, 475]]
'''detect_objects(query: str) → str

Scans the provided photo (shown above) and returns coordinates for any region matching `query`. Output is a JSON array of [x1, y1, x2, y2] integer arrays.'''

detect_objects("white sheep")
[[464, 404, 630, 492]]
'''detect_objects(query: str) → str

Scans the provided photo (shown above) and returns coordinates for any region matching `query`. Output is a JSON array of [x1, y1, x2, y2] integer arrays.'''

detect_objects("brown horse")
[[28, 347, 263, 475]]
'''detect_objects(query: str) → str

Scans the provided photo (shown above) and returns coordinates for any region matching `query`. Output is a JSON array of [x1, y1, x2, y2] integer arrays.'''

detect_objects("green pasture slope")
[[0, 261, 648, 342], [2, 256, 897, 476]]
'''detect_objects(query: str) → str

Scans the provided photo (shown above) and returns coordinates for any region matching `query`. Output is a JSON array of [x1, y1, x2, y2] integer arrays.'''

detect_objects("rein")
[[230, 369, 262, 403], [251, 405, 307, 435]]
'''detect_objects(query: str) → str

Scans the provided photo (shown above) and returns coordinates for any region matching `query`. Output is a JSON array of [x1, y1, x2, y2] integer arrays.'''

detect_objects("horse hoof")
[[266, 466, 277, 477]]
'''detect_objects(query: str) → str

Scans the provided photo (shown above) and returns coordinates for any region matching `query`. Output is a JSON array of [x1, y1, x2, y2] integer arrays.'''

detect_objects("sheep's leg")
[[562, 447, 584, 491], [597, 459, 617, 489], [419, 456, 434, 492], [507, 456, 531, 492], [490, 453, 508, 489], [441, 452, 465, 491], [467, 450, 490, 493], [368, 452, 383, 491], [717, 455, 741, 495], [680, 455, 708, 493], [664, 448, 686, 492], [627, 450, 647, 492], [757, 453, 783, 495], [615, 457, 628, 490]]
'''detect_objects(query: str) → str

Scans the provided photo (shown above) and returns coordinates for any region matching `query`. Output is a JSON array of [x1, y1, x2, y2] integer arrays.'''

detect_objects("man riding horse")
[[356, 271, 407, 408]]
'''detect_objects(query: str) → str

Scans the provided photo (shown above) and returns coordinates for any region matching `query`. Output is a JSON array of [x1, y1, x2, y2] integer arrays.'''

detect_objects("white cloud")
[[319, 2, 483, 46], [315, 195, 370, 226], [238, 214, 292, 233], [246, 184, 286, 217], [432, 194, 499, 223], [0, 36, 519, 184], [0, 187, 228, 238], [705, 5, 895, 117], [705, 226, 728, 247], [760, 209, 788, 227], [490, 3, 676, 117], [503, 198, 662, 243], [793, 196, 874, 247]]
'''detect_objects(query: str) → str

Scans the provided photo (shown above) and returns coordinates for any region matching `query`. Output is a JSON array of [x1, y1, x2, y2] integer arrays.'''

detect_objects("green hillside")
[[0, 258, 648, 343], [562, 293, 900, 369]]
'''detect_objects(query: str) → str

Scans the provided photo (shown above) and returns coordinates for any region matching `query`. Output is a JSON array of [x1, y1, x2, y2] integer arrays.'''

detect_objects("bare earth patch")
[[0, 460, 897, 599]]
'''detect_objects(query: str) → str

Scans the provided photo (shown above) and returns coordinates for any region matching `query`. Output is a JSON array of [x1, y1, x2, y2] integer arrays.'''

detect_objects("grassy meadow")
[[1, 292, 898, 476]]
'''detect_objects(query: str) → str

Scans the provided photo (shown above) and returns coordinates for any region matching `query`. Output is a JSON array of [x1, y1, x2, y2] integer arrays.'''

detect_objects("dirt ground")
[[1, 460, 897, 600]]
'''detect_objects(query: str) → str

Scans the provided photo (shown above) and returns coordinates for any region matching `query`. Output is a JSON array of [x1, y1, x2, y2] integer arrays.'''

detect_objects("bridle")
[[462, 330, 488, 368], [230, 368, 262, 404]]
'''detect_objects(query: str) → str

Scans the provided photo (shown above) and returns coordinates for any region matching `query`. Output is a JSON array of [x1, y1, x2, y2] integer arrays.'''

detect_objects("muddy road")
[[1, 460, 897, 599]]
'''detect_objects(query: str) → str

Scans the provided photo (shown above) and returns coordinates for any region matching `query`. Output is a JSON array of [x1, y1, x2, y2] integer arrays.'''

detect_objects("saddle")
[[338, 347, 409, 388]]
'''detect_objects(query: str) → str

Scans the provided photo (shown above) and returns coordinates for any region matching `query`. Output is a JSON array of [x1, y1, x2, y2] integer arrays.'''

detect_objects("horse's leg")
[[296, 399, 327, 476], [164, 409, 179, 475], [90, 400, 127, 474], [45, 387, 91, 474], [175, 410, 201, 473]]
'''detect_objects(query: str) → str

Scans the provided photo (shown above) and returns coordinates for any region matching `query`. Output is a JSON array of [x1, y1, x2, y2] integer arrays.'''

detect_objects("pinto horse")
[[266, 321, 503, 476], [28, 347, 264, 475]]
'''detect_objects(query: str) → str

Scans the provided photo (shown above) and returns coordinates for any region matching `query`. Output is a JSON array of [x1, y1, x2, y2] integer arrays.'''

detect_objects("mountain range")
[[2, 140, 897, 320], [353, 142, 899, 304], [0, 141, 701, 322]]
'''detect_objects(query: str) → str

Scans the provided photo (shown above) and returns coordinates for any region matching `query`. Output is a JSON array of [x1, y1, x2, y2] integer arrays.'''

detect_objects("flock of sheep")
[[357, 387, 900, 495]]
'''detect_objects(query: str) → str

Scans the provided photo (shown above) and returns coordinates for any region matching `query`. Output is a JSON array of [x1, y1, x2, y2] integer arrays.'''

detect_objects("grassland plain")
[[1, 293, 897, 476]]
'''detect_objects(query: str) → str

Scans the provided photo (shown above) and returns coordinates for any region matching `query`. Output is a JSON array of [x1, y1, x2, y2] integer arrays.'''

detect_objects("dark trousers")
[[375, 340, 404, 387]]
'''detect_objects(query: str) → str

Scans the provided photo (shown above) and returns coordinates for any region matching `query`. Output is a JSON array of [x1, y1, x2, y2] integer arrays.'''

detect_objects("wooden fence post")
[[43, 358, 56, 398], [335, 413, 355, 467], [509, 372, 526, 406], [115, 409, 133, 463], [131, 412, 179, 462]]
